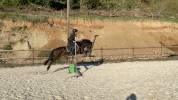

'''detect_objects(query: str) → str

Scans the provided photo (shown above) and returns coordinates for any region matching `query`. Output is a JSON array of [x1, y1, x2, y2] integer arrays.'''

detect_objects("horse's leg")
[[84, 66, 89, 70], [66, 56, 69, 64], [76, 68, 82, 77], [70, 56, 72, 64], [47, 60, 53, 71], [88, 48, 92, 57], [89, 50, 92, 60], [84, 49, 87, 57], [69, 55, 74, 64], [72, 55, 75, 63], [68, 56, 71, 64]]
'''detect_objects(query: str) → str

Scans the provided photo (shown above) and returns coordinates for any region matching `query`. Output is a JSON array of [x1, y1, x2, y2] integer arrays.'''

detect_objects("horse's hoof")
[[85, 67, 89, 70]]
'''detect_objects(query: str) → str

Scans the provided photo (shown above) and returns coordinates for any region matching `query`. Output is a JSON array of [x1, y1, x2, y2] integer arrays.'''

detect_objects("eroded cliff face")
[[0, 18, 98, 50], [1, 18, 178, 58]]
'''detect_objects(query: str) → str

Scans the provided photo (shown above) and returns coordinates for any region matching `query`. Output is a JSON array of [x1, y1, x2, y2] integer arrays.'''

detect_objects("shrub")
[[29, 0, 49, 7], [0, 0, 18, 7], [49, 0, 66, 10], [17, 0, 30, 6], [0, 21, 4, 28], [3, 43, 13, 50], [124, 0, 139, 10], [70, 0, 80, 9], [82, 0, 101, 9], [11, 26, 27, 32]]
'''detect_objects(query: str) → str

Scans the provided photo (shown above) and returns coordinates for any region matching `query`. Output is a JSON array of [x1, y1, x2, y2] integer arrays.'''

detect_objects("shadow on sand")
[[77, 59, 104, 74], [53, 66, 69, 72], [53, 59, 104, 74]]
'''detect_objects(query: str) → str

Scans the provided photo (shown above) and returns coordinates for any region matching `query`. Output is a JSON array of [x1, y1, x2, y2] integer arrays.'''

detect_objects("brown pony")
[[44, 35, 99, 71], [44, 40, 92, 71]]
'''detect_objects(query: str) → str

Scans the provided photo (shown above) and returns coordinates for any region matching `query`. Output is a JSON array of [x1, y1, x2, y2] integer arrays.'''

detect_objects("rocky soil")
[[0, 60, 178, 100]]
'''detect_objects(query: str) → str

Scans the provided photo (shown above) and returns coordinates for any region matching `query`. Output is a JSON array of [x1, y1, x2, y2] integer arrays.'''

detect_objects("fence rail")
[[0, 45, 178, 66]]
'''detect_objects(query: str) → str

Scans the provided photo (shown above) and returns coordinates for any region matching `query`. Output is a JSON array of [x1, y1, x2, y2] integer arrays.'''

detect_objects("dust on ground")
[[0, 60, 178, 100]]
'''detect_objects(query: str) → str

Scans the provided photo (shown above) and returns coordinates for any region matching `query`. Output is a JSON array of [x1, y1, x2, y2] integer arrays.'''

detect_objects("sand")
[[0, 60, 178, 100]]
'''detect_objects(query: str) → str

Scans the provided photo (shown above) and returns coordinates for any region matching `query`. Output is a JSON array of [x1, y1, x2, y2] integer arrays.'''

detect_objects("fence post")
[[161, 45, 163, 57], [100, 47, 103, 59], [32, 48, 35, 65], [132, 47, 135, 58]]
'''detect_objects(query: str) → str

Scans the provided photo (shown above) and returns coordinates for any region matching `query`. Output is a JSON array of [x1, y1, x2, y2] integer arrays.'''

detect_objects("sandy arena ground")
[[0, 60, 178, 100]]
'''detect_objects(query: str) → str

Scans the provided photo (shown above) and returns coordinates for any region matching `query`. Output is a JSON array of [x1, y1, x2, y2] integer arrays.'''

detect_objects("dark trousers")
[[67, 42, 75, 55]]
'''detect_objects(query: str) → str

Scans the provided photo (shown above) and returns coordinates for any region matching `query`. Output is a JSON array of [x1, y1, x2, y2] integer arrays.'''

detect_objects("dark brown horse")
[[44, 26, 99, 78], [44, 40, 92, 71], [44, 35, 99, 71]]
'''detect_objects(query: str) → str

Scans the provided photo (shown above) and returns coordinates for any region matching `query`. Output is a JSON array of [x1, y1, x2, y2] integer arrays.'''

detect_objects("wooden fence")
[[0, 45, 178, 66], [0, 49, 50, 65]]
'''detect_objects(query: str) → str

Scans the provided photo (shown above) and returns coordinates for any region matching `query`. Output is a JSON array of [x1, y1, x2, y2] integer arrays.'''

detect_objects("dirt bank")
[[1, 18, 178, 58]]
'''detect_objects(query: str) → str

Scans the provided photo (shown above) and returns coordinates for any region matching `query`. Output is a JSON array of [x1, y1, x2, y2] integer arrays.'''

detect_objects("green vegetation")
[[0, 0, 177, 23], [0, 0, 67, 9], [0, 21, 4, 27], [0, 21, 3, 34], [11, 26, 27, 32], [3, 43, 13, 50], [0, 12, 49, 23], [1, 0, 177, 13], [19, 38, 26, 43]]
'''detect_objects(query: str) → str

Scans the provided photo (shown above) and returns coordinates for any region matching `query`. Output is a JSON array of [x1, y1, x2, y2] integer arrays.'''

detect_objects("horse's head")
[[73, 28, 78, 33], [71, 28, 78, 37]]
